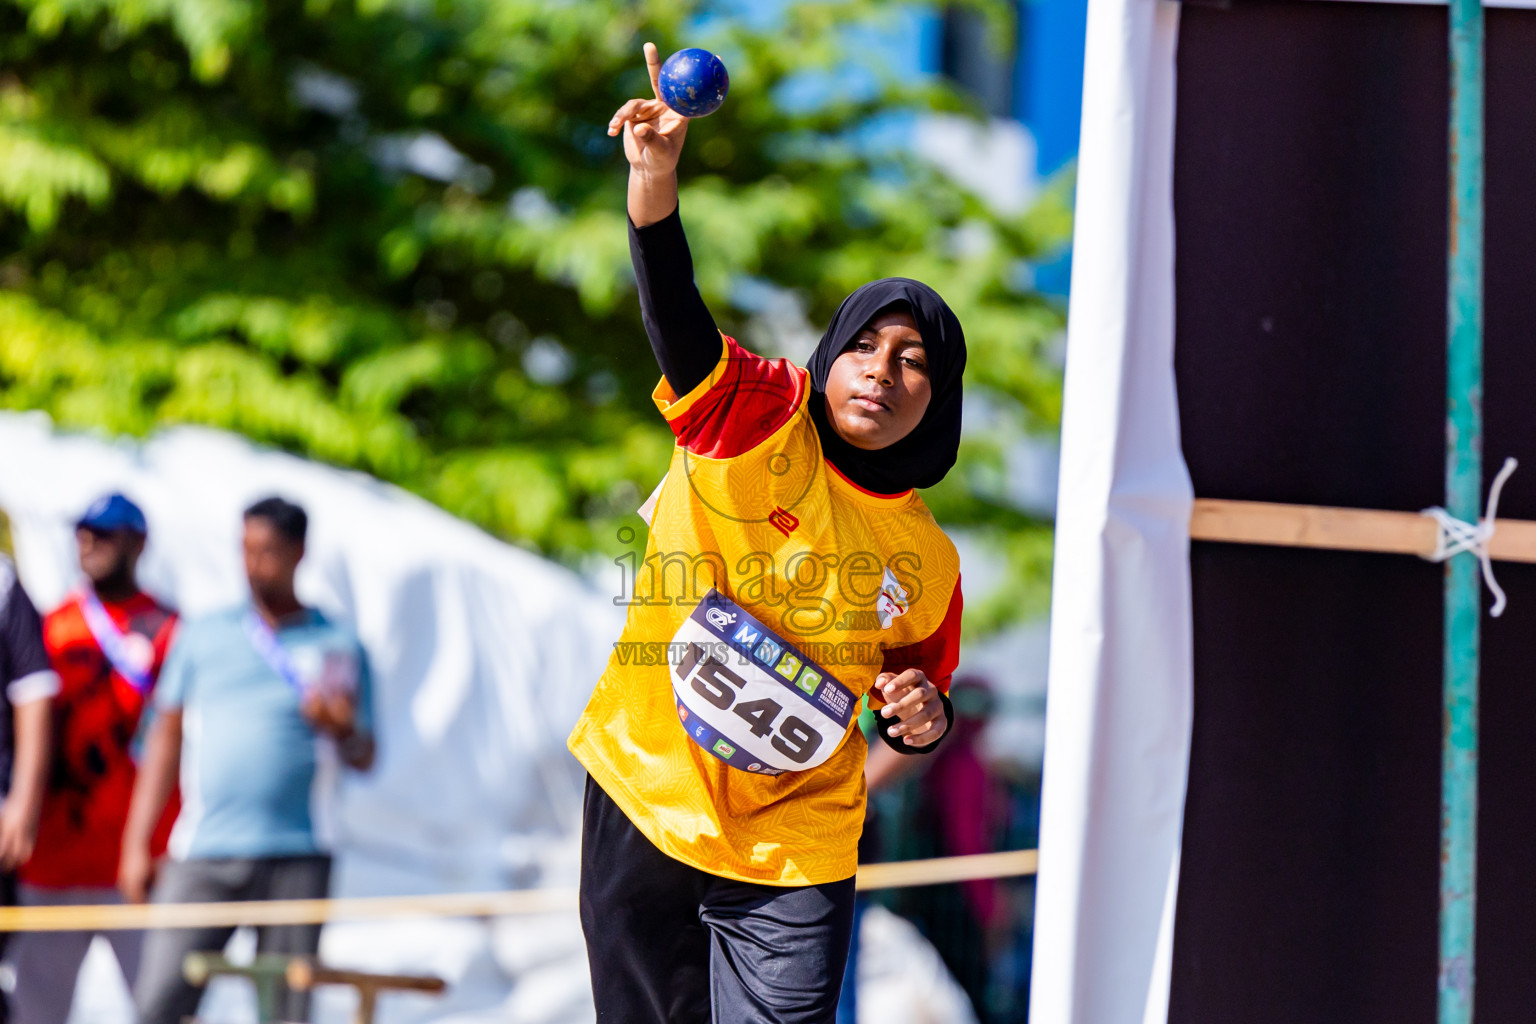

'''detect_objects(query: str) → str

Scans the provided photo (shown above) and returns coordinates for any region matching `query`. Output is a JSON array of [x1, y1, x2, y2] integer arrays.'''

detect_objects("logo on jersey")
[[876, 566, 910, 629], [768, 506, 799, 537]]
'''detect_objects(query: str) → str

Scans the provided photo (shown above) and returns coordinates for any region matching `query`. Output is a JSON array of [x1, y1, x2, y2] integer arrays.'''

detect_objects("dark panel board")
[[1171, 3, 1536, 1021]]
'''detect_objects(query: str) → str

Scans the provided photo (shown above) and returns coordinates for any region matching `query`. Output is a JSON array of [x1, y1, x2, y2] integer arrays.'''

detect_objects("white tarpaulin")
[[1028, 2, 1192, 1024]]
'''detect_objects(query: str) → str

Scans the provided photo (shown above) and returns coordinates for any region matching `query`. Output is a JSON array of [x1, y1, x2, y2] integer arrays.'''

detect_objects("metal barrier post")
[[1441, 0, 1486, 1020]]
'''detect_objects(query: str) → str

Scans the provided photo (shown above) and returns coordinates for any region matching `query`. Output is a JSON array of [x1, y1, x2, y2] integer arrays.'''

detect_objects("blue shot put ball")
[[658, 48, 730, 118]]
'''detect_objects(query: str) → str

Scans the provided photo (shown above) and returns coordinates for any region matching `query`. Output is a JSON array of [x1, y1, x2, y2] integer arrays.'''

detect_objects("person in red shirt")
[[6, 495, 178, 1024]]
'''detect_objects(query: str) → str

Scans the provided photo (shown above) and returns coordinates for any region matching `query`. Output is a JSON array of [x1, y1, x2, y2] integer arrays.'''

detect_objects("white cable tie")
[[1421, 457, 1519, 618]]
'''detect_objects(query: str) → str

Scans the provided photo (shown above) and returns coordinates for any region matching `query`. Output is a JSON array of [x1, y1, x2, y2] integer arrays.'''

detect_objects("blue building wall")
[[1017, 0, 1088, 178]]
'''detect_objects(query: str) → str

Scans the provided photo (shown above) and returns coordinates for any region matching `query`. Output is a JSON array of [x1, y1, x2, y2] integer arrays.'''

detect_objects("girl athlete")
[[568, 43, 967, 1024]]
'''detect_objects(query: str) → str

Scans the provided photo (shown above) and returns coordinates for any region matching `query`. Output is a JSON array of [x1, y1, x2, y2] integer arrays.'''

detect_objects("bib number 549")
[[678, 642, 824, 764]]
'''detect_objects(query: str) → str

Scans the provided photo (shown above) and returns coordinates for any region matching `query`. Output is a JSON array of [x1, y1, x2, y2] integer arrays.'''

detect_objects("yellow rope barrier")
[[0, 850, 1038, 932]]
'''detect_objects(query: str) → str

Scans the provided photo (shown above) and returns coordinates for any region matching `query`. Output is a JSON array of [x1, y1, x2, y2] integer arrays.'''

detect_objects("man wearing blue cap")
[[5, 494, 178, 1024]]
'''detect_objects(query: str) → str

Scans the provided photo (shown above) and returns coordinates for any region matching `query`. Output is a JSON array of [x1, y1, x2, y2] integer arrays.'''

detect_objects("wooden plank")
[[0, 850, 1042, 931], [1190, 499, 1536, 564], [1190, 500, 1439, 556], [1488, 518, 1536, 564], [285, 957, 446, 994], [855, 849, 1038, 891], [0, 888, 580, 932]]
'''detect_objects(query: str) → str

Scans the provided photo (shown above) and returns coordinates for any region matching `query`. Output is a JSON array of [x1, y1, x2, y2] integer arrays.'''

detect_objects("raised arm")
[[609, 42, 721, 397]]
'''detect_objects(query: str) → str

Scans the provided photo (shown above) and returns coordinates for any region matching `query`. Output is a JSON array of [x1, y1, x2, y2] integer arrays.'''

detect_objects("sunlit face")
[[821, 308, 932, 452], [242, 517, 303, 602], [76, 527, 142, 585]]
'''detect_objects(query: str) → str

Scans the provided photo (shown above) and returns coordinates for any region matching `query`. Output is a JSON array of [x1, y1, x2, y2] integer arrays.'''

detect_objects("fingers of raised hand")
[[644, 41, 663, 97], [609, 98, 670, 138], [609, 98, 648, 136]]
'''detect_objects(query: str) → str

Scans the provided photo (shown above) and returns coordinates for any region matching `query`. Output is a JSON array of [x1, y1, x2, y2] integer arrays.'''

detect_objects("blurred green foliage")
[[0, 0, 1068, 631]]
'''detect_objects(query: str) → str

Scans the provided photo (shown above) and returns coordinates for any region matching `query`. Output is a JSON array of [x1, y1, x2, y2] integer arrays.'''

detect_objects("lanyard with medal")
[[246, 610, 368, 767], [79, 590, 156, 694]]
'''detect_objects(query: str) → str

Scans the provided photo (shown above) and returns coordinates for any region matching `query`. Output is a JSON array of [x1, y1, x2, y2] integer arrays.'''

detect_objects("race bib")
[[671, 589, 857, 775]]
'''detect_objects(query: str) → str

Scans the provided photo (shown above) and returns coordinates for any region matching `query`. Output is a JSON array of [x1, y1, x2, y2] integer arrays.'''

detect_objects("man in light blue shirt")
[[119, 497, 375, 1024]]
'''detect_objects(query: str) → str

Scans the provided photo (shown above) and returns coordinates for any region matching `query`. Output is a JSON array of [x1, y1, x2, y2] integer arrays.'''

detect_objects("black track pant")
[[579, 776, 856, 1024]]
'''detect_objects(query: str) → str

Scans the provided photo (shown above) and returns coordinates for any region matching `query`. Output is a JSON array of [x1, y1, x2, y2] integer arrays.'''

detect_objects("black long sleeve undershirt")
[[630, 208, 721, 397]]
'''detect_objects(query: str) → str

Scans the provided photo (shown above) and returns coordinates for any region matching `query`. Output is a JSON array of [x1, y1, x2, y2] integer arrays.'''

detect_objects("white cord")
[[1422, 457, 1520, 617]]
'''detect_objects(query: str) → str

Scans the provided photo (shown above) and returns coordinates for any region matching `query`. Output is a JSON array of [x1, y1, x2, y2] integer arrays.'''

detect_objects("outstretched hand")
[[609, 42, 690, 176], [613, 43, 688, 226]]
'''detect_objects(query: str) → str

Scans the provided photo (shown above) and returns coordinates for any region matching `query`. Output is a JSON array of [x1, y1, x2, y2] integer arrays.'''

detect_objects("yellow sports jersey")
[[568, 335, 963, 886]]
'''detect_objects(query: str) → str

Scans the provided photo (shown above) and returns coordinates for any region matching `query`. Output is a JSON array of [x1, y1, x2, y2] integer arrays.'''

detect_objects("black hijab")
[[806, 278, 967, 494]]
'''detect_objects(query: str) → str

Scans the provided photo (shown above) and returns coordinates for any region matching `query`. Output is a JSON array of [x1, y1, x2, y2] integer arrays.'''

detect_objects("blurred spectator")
[[0, 554, 57, 1024], [838, 708, 928, 1024], [7, 495, 178, 1024], [987, 761, 1041, 1023], [895, 677, 1006, 1021], [120, 496, 376, 1024]]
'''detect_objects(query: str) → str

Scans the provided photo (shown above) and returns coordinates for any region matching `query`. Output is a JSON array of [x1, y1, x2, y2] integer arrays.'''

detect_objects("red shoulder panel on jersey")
[[880, 575, 963, 694], [664, 336, 804, 459]]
